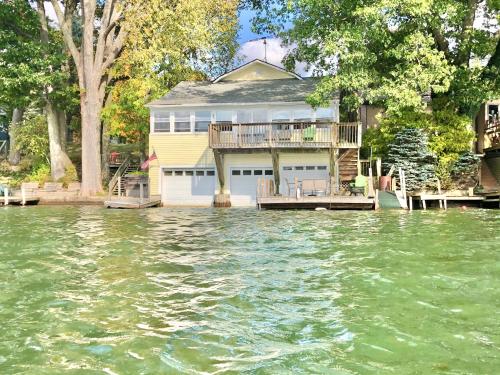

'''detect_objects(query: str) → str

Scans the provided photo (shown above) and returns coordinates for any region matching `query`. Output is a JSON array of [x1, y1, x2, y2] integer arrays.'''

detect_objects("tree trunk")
[[36, 0, 74, 181], [101, 118, 110, 185], [46, 103, 74, 180], [80, 89, 103, 195], [58, 110, 67, 151], [8, 108, 23, 165]]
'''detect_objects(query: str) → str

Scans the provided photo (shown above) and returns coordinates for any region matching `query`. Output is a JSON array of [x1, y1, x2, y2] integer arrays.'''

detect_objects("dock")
[[257, 195, 374, 210], [104, 195, 162, 209], [1, 195, 40, 206]]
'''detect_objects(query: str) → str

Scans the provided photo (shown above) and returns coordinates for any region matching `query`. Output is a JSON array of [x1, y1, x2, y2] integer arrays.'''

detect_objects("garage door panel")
[[230, 168, 273, 207], [162, 169, 215, 206]]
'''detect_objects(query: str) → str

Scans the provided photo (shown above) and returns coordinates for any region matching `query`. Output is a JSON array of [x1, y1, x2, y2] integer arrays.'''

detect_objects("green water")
[[0, 206, 499, 374]]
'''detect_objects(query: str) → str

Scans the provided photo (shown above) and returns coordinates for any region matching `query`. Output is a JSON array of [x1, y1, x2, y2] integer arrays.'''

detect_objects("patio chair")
[[303, 125, 316, 141], [347, 175, 367, 196]]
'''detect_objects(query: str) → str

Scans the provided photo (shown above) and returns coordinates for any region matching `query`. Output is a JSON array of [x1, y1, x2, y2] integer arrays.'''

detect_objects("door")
[[230, 167, 273, 206], [162, 168, 215, 206]]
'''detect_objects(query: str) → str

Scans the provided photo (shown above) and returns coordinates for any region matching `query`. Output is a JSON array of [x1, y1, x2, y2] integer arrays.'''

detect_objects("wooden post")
[[422, 199, 427, 210], [368, 167, 375, 197], [139, 183, 144, 203], [375, 189, 379, 210], [329, 148, 338, 194], [408, 195, 413, 211], [271, 149, 280, 195], [21, 186, 26, 206], [118, 176, 122, 196], [376, 158, 382, 177], [4, 187, 8, 205], [213, 150, 225, 191]]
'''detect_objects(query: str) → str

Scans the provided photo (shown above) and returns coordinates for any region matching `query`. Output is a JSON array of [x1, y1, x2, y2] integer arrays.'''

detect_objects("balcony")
[[209, 122, 361, 150]]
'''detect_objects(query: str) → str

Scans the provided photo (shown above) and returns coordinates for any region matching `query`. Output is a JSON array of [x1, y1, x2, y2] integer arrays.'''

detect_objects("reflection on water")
[[0, 206, 499, 374]]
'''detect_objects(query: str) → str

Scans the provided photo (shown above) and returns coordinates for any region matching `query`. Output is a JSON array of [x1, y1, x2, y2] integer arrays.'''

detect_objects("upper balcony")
[[209, 122, 361, 150]]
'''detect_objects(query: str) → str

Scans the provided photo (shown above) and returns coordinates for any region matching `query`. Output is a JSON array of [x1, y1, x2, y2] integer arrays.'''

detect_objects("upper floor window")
[[272, 110, 291, 123], [174, 111, 190, 132], [195, 111, 211, 132], [237, 110, 252, 124], [154, 112, 170, 132], [215, 111, 233, 124], [293, 109, 312, 122], [316, 107, 334, 121]]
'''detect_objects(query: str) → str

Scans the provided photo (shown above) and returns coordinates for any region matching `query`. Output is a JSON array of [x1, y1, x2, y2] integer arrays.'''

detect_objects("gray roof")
[[148, 78, 334, 106]]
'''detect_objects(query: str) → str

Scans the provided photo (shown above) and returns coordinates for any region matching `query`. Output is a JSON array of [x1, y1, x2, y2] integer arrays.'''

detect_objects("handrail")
[[209, 122, 360, 149], [108, 156, 131, 197], [0, 140, 6, 156]]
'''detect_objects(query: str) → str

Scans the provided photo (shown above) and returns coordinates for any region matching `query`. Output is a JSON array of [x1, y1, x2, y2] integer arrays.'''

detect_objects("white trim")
[[212, 59, 303, 83]]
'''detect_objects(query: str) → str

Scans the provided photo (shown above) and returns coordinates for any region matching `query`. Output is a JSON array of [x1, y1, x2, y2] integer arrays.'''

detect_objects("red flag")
[[141, 151, 158, 170]]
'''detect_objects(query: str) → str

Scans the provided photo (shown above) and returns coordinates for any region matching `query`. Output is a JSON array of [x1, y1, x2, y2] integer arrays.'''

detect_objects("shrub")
[[384, 128, 437, 192], [450, 152, 480, 189], [25, 164, 51, 186]]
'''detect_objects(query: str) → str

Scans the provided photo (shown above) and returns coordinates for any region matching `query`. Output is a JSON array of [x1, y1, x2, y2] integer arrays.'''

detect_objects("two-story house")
[[146, 59, 362, 207]]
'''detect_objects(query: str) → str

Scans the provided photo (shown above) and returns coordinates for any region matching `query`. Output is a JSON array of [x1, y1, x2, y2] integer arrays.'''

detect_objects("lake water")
[[0, 206, 498, 374]]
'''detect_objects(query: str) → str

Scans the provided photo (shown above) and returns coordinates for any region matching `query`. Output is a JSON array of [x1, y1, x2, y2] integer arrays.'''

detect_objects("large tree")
[[249, 0, 500, 116], [50, 0, 239, 196]]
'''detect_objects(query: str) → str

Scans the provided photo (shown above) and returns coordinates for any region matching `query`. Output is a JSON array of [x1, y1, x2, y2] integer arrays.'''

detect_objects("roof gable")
[[213, 59, 302, 83]]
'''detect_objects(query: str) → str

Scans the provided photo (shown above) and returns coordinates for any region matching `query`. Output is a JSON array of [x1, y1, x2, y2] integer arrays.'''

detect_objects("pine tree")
[[384, 128, 436, 192]]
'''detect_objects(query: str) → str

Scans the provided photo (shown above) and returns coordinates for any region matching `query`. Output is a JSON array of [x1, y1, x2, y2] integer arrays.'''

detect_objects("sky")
[[236, 9, 310, 76]]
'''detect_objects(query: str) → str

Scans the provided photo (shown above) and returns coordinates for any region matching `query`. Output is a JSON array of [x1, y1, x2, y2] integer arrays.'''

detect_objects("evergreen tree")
[[384, 128, 436, 192]]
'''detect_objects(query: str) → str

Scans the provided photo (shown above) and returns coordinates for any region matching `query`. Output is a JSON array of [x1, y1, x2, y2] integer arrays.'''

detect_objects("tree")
[[249, 0, 500, 116], [50, 0, 239, 196], [384, 128, 437, 192]]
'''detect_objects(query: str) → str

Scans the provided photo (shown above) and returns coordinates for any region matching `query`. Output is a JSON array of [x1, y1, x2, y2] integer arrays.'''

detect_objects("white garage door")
[[162, 168, 215, 206], [230, 167, 273, 207], [280, 165, 329, 195]]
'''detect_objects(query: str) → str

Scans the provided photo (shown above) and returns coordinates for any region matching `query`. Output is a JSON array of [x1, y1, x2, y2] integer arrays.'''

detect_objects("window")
[[164, 170, 173, 176], [306, 166, 315, 170], [317, 166, 327, 170], [243, 170, 252, 175], [232, 170, 241, 176], [154, 112, 170, 132], [316, 107, 334, 121], [215, 111, 233, 124], [237, 110, 252, 124], [293, 109, 312, 122], [185, 170, 194, 176], [196, 171, 205, 176], [174, 170, 183, 176], [265, 170, 273, 176], [206, 170, 215, 176], [253, 110, 268, 123], [254, 170, 263, 175], [272, 110, 291, 123], [283, 166, 293, 171], [295, 166, 304, 170], [174, 111, 191, 132], [195, 111, 211, 132]]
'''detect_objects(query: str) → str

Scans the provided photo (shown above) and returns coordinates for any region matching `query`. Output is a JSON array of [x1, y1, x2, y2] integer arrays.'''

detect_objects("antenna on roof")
[[247, 36, 272, 62]]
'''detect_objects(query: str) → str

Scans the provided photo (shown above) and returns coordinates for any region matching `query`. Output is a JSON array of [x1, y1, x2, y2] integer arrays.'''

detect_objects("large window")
[[154, 112, 170, 132], [174, 111, 191, 132], [316, 107, 334, 121], [215, 111, 233, 124], [195, 111, 211, 132], [237, 110, 252, 124], [293, 109, 312, 122], [272, 110, 291, 123]]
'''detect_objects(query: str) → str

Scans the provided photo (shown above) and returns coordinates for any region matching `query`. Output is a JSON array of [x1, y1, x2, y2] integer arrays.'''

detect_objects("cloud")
[[236, 38, 313, 77]]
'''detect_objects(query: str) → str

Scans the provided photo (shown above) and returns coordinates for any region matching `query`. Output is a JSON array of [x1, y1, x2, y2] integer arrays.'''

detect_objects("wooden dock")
[[257, 195, 375, 210], [104, 195, 161, 209], [1, 195, 40, 206]]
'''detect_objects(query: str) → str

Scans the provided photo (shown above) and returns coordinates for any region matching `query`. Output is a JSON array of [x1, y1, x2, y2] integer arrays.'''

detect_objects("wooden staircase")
[[338, 149, 359, 182], [108, 157, 140, 196], [481, 159, 499, 190]]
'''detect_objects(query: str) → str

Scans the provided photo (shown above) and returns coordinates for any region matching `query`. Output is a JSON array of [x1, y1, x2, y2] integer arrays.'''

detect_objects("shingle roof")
[[147, 78, 334, 106]]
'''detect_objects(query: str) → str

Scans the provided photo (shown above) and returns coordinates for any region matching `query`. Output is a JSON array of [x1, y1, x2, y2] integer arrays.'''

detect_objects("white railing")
[[209, 122, 361, 149]]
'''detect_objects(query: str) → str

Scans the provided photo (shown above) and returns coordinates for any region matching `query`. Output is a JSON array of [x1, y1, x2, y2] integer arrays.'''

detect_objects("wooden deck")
[[1, 196, 40, 206], [257, 195, 375, 210], [104, 195, 161, 209]]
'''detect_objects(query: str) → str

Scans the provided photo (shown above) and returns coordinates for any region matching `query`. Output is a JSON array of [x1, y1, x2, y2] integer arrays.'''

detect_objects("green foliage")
[[251, 0, 500, 115], [384, 128, 436, 192], [450, 152, 481, 189], [14, 114, 50, 164], [26, 163, 51, 186], [58, 164, 78, 187]]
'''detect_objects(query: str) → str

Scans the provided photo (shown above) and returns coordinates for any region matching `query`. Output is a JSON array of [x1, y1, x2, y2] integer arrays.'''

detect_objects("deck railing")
[[209, 122, 361, 149]]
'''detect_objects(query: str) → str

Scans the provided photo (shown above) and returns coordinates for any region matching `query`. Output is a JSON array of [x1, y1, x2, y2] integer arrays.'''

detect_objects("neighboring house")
[[147, 59, 362, 207]]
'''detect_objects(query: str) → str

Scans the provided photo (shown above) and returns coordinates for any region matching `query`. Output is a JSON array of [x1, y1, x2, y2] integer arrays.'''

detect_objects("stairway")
[[481, 159, 499, 190], [111, 163, 140, 195], [338, 149, 358, 182]]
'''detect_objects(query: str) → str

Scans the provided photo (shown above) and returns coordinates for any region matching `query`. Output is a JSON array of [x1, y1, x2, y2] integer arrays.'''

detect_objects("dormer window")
[[174, 111, 190, 132]]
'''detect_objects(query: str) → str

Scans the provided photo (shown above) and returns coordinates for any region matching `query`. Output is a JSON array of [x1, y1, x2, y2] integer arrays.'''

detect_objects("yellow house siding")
[[149, 134, 213, 194]]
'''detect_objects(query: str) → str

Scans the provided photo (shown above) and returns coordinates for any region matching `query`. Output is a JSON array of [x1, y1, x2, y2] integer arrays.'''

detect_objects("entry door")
[[162, 168, 215, 206], [230, 167, 273, 206]]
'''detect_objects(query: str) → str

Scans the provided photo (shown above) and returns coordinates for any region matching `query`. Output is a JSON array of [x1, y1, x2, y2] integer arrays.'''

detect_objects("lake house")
[[146, 59, 363, 207]]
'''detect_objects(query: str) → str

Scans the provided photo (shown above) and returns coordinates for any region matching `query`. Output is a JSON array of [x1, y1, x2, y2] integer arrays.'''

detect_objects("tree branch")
[[101, 28, 127, 73], [455, 0, 478, 66], [49, 0, 80, 67]]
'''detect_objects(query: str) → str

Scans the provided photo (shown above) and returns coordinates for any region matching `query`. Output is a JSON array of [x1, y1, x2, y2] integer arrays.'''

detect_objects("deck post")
[[118, 176, 122, 196], [213, 150, 225, 190], [271, 149, 280, 195], [329, 147, 338, 194], [21, 187, 26, 206], [409, 195, 413, 211], [139, 183, 144, 203], [4, 187, 8, 205]]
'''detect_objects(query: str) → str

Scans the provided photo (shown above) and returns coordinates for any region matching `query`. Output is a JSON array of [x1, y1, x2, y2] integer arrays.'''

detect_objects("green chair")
[[303, 125, 316, 141], [348, 175, 367, 196]]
